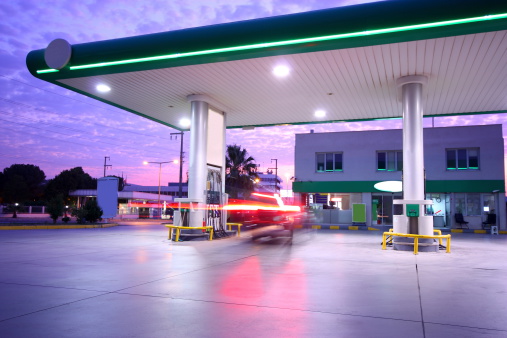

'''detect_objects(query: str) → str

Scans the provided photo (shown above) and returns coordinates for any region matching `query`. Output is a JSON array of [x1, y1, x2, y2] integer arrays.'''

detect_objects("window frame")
[[376, 150, 403, 172], [446, 148, 480, 170], [316, 152, 344, 173]]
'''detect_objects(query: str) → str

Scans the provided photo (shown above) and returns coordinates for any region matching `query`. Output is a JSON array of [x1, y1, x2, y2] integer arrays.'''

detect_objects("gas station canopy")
[[27, 0, 507, 130]]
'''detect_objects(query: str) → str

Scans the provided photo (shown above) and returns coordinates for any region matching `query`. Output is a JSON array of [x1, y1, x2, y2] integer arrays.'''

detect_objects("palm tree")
[[225, 144, 258, 199]]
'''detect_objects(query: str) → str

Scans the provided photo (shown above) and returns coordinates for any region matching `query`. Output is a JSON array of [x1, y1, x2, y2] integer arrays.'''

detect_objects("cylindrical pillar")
[[188, 100, 209, 202], [401, 81, 425, 201], [394, 76, 436, 251]]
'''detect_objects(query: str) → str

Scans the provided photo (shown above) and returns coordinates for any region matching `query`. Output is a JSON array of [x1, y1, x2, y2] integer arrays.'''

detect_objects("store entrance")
[[372, 193, 402, 226]]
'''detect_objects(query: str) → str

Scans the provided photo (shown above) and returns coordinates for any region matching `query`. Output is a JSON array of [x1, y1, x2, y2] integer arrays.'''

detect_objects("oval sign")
[[374, 181, 403, 192]]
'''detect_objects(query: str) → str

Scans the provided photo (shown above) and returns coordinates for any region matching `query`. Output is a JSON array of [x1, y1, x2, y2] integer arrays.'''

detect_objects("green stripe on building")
[[293, 180, 505, 193]]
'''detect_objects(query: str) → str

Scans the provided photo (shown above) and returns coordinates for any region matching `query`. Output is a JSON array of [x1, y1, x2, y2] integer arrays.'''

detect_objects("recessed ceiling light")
[[96, 84, 111, 93], [315, 110, 326, 118], [273, 65, 290, 77], [179, 118, 191, 127]]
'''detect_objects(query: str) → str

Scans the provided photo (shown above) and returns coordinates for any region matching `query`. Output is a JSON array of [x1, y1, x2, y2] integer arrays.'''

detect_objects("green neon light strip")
[[37, 69, 59, 74], [61, 13, 507, 71]]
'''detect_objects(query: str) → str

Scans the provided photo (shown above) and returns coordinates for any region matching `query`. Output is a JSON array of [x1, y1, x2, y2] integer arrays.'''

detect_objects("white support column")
[[221, 112, 227, 197], [394, 75, 436, 252], [400, 78, 426, 201], [175, 94, 228, 231], [188, 100, 209, 201], [187, 100, 209, 227]]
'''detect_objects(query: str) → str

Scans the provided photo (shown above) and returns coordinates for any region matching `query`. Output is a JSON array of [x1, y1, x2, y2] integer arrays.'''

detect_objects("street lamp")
[[143, 160, 176, 218], [12, 202, 19, 218], [268, 159, 278, 193]]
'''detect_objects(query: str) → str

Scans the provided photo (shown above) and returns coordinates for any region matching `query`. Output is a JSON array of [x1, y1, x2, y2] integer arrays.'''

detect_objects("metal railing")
[[382, 230, 451, 255]]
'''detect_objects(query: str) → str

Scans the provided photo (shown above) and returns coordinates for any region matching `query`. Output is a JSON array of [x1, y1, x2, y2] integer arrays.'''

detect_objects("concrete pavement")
[[0, 222, 506, 337]]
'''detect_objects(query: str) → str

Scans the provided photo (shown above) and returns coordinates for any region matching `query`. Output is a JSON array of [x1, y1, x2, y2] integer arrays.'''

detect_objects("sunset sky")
[[2, 0, 506, 187]]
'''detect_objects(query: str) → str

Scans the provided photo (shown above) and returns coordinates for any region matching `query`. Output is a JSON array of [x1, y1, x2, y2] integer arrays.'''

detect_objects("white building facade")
[[293, 125, 505, 230]]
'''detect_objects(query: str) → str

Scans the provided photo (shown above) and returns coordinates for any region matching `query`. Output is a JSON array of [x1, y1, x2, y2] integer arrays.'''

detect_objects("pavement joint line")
[[109, 291, 426, 324], [415, 264, 426, 338], [0, 281, 110, 293], [0, 291, 113, 323], [423, 321, 507, 333]]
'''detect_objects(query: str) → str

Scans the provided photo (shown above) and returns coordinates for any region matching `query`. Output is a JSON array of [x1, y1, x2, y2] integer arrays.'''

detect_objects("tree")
[[225, 144, 258, 199], [45, 167, 96, 201], [107, 175, 126, 191], [0, 164, 46, 203], [46, 195, 64, 224]]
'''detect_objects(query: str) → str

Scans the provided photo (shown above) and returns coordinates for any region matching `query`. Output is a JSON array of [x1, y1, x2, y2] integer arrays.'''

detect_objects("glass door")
[[372, 193, 402, 226]]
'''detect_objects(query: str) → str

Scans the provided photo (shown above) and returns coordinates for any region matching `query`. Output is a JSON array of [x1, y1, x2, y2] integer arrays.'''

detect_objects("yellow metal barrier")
[[387, 228, 444, 245], [382, 231, 451, 255], [165, 225, 214, 242], [226, 223, 243, 236]]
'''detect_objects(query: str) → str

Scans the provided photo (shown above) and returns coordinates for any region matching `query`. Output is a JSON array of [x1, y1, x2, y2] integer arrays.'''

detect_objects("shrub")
[[72, 200, 103, 224], [72, 208, 87, 224], [46, 196, 64, 224]]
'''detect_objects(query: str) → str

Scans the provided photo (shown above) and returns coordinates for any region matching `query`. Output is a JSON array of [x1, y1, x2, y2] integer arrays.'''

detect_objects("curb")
[[449, 229, 507, 234], [294, 224, 380, 231], [0, 223, 119, 230], [293, 224, 506, 234]]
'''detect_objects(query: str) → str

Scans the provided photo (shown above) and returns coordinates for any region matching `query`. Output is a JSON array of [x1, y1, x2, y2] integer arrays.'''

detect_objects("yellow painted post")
[[209, 227, 214, 241], [175, 228, 181, 242], [434, 229, 442, 245], [446, 236, 451, 253], [382, 233, 387, 250], [414, 237, 419, 255]]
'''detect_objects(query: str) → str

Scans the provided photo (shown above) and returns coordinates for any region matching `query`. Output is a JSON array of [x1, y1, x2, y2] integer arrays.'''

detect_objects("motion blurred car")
[[225, 193, 301, 242]]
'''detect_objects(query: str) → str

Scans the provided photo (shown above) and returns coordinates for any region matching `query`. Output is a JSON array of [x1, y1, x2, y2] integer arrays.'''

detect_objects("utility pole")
[[268, 158, 278, 193], [103, 156, 112, 177], [170, 132, 184, 198]]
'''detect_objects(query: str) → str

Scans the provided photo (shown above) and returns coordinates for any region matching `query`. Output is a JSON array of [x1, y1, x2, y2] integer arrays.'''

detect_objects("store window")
[[455, 193, 481, 216], [446, 148, 479, 170], [455, 193, 466, 214], [377, 151, 403, 171], [466, 193, 481, 216], [483, 194, 495, 214], [316, 152, 343, 172]]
